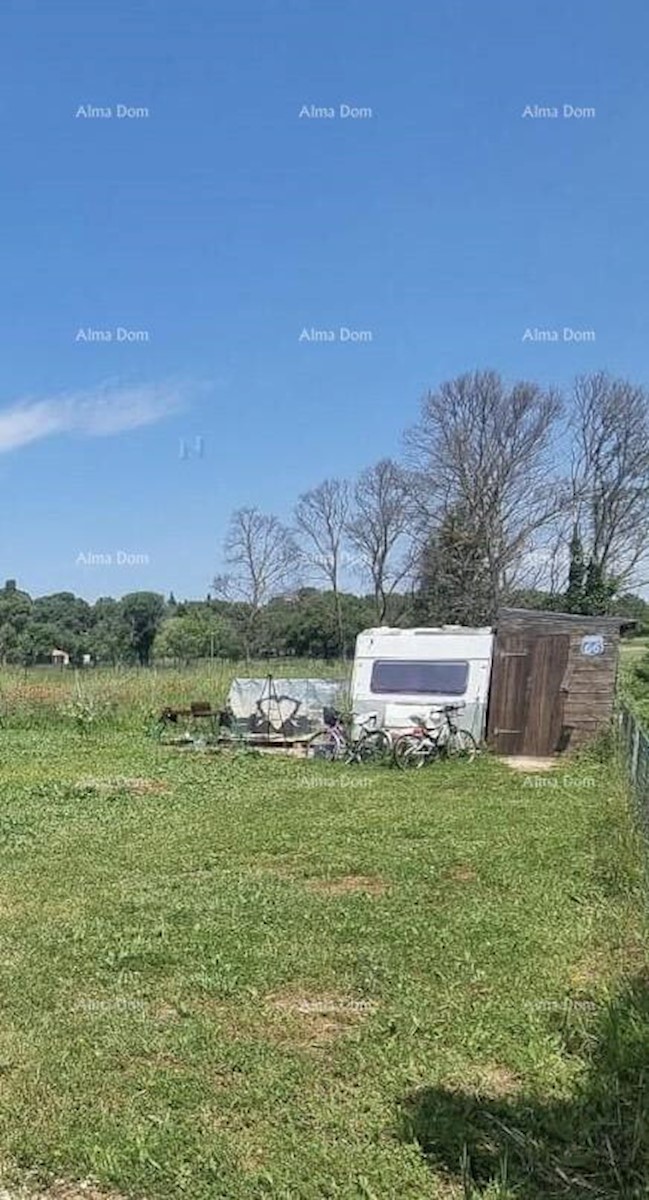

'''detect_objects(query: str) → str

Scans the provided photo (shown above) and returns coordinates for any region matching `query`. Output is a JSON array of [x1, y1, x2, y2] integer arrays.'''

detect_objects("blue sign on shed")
[[581, 634, 605, 657]]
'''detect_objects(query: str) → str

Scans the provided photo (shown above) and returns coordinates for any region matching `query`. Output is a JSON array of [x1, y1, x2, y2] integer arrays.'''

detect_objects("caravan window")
[[370, 659, 469, 695]]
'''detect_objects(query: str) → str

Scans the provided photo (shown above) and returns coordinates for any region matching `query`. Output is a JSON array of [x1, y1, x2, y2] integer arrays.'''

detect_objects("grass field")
[[0, 661, 348, 731], [0, 715, 647, 1198]]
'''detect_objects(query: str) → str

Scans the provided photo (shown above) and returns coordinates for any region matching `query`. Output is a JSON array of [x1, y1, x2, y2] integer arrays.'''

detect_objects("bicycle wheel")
[[393, 733, 433, 769], [441, 728, 478, 762], [304, 727, 347, 762], [351, 729, 392, 765]]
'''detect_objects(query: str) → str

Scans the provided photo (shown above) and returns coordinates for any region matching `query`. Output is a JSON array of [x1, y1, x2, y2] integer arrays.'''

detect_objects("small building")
[[487, 607, 632, 757], [51, 648, 70, 667]]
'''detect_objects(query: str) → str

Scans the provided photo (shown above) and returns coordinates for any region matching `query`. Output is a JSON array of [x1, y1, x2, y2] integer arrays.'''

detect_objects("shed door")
[[488, 633, 570, 756]]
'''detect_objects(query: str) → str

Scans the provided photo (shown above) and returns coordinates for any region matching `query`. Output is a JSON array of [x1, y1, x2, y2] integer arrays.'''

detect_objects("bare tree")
[[347, 458, 415, 622], [570, 372, 649, 588], [406, 370, 565, 619], [213, 507, 297, 656], [294, 479, 350, 655]]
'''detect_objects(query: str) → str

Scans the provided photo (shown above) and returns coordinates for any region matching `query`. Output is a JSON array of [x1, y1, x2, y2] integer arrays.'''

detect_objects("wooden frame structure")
[[487, 607, 632, 757]]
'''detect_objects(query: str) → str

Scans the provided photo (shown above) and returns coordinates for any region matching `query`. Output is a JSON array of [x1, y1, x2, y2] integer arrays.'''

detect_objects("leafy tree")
[[17, 622, 62, 666], [610, 592, 649, 635], [0, 581, 32, 635], [507, 587, 564, 612], [120, 593, 166, 666], [30, 592, 93, 663], [32, 592, 91, 633], [89, 598, 131, 664], [0, 622, 19, 664], [263, 590, 375, 659], [153, 610, 239, 664]]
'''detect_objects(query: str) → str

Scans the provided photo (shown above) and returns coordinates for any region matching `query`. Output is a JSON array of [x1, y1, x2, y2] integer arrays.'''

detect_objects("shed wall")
[[493, 610, 622, 752]]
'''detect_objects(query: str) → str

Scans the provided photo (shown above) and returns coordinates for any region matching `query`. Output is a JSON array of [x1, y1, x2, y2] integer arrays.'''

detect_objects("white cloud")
[[0, 381, 185, 453]]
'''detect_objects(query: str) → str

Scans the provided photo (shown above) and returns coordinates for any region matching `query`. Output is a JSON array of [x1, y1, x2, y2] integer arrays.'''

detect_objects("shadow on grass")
[[398, 976, 649, 1199]]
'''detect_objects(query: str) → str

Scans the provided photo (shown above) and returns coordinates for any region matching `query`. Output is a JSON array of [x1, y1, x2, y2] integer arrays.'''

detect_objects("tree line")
[[2, 369, 648, 666], [1, 576, 643, 670], [214, 368, 649, 646], [0, 581, 394, 666]]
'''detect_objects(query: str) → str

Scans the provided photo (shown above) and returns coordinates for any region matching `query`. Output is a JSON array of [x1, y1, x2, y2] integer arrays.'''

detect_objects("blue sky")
[[1, 0, 647, 600]]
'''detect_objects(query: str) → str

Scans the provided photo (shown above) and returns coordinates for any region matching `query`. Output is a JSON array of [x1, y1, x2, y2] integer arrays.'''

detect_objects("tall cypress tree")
[[582, 559, 616, 616], [564, 526, 586, 613], [417, 505, 494, 625]]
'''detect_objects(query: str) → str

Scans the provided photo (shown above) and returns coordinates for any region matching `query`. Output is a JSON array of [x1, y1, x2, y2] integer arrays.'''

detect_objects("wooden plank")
[[565, 688, 615, 701], [523, 633, 570, 755], [487, 634, 531, 755], [565, 701, 614, 713], [498, 607, 625, 634]]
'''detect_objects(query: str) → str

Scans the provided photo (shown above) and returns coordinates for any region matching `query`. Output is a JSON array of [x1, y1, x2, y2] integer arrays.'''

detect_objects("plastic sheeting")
[[226, 676, 346, 740]]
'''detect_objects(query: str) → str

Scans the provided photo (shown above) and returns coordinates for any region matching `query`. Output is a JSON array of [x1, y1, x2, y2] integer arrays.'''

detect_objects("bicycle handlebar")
[[408, 701, 466, 724], [356, 711, 379, 728]]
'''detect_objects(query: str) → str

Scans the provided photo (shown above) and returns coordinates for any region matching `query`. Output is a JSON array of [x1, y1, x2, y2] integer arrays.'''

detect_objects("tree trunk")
[[333, 585, 346, 659]]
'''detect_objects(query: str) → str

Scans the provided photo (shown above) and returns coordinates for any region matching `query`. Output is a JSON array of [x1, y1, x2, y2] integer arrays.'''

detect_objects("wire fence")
[[619, 704, 649, 836]]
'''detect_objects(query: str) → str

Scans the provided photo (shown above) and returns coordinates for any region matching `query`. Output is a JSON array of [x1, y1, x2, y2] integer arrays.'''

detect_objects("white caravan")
[[350, 626, 494, 740]]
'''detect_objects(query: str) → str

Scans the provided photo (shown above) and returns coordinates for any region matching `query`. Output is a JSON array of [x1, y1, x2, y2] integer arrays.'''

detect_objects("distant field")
[[3, 641, 648, 726], [0, 660, 350, 729]]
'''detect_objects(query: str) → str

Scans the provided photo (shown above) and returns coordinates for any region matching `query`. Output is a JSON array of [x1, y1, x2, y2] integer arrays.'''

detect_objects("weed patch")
[[266, 989, 378, 1045], [303, 874, 388, 896]]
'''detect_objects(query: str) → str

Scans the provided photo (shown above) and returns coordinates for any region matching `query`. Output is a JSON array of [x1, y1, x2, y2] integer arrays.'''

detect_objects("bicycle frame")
[[403, 704, 465, 751]]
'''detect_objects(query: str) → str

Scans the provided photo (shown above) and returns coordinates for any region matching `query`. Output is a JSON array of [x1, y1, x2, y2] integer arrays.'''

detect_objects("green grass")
[[620, 640, 649, 725], [620, 637, 649, 664], [0, 726, 646, 1198]]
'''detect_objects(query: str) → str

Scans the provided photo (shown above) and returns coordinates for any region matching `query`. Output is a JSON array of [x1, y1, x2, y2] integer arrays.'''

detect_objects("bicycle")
[[304, 709, 391, 765], [392, 702, 478, 769], [347, 713, 392, 765]]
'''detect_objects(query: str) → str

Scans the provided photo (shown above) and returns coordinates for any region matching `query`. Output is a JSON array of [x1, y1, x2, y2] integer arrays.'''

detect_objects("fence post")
[[619, 703, 649, 828], [631, 724, 641, 784]]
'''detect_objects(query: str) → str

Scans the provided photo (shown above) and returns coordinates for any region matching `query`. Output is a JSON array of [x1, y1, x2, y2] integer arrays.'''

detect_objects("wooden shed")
[[487, 607, 631, 757]]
